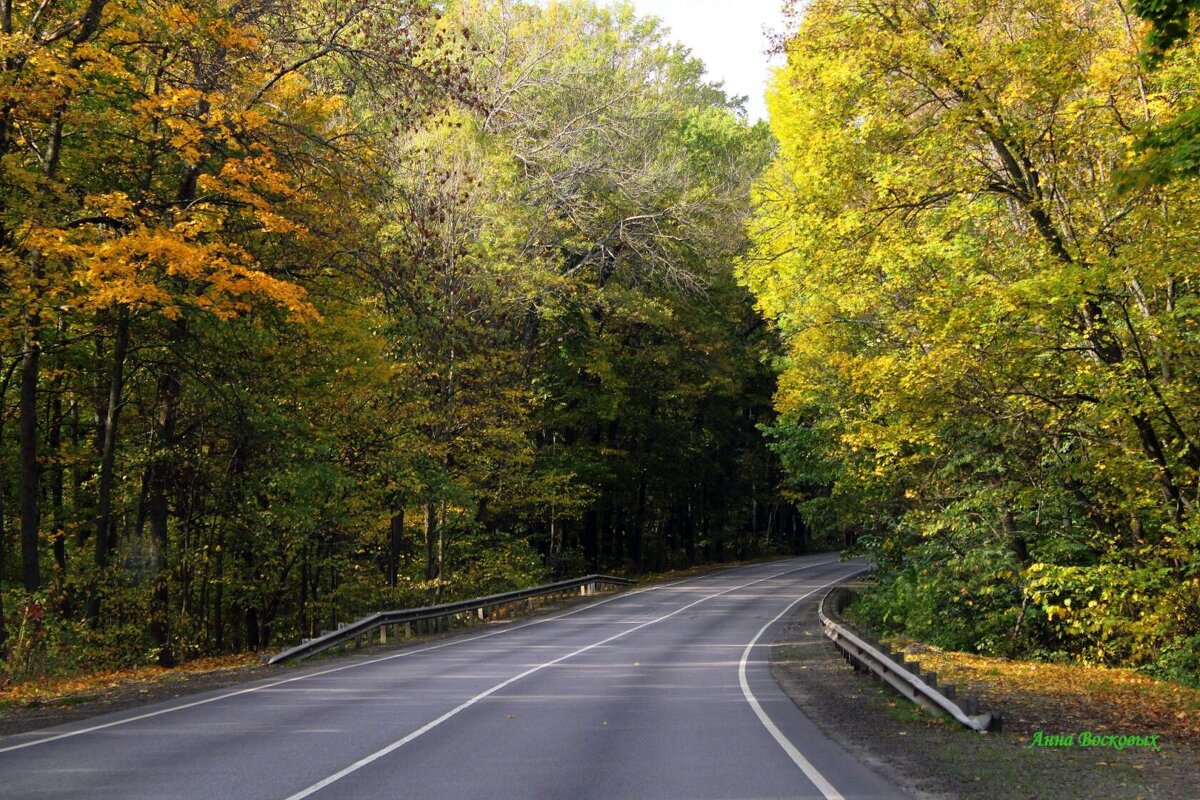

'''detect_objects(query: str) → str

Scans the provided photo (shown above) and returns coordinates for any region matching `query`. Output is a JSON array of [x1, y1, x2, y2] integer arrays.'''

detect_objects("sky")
[[624, 0, 787, 122]]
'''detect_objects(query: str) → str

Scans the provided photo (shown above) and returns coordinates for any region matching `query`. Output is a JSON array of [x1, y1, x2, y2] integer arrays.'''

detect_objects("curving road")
[[0, 554, 904, 799]]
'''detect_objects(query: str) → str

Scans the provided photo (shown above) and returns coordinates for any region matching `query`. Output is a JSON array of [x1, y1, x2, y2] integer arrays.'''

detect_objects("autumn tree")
[[746, 0, 1200, 675], [1, 0, 800, 681], [0, 0, 465, 662], [1128, 0, 1200, 183], [365, 0, 789, 587]]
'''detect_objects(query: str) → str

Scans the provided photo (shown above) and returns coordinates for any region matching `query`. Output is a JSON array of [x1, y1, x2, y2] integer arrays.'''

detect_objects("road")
[[0, 554, 904, 799]]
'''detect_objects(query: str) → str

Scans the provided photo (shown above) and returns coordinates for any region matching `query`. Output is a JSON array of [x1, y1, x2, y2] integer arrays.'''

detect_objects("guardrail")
[[267, 574, 636, 665], [819, 587, 1000, 732]]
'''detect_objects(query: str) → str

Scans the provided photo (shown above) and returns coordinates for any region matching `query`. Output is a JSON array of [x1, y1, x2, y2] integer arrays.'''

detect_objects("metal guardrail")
[[819, 587, 1000, 732], [267, 574, 636, 665]]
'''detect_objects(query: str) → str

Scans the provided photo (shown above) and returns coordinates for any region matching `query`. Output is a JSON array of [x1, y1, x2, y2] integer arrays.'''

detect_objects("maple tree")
[[0, 0, 801, 680], [0, 0, 469, 663]]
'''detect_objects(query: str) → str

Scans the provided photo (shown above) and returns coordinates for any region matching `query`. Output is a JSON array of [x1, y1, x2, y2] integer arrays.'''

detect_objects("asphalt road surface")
[[0, 554, 905, 799]]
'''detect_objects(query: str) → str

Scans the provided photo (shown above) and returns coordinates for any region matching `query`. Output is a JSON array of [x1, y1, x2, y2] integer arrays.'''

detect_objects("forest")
[[0, 0, 794, 678], [4, 0, 1200, 690], [745, 0, 1200, 684]]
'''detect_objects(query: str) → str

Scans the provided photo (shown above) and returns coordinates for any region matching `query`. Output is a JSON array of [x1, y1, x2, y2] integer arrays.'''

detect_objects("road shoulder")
[[770, 593, 1199, 800]]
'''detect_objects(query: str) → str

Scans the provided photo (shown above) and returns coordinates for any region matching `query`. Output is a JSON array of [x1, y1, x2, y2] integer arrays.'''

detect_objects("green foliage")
[[745, 0, 1200, 681], [1126, 0, 1200, 184], [1132, 0, 1200, 59], [850, 549, 1031, 658], [1143, 634, 1200, 687], [0, 0, 797, 678]]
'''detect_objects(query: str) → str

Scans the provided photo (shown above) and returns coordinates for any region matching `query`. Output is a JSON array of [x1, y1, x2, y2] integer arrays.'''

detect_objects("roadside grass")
[[889, 636, 1200, 745], [0, 653, 260, 710], [879, 697, 947, 728], [773, 603, 1200, 800]]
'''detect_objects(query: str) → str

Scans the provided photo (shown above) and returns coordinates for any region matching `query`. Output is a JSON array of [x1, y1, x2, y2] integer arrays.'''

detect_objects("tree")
[[746, 0, 1200, 668], [0, 0, 800, 681], [1127, 0, 1200, 184], [1133, 0, 1199, 56], [0, 0, 465, 662]]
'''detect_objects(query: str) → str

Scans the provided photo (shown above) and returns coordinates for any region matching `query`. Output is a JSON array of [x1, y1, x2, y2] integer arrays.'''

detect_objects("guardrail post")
[[819, 585, 997, 733], [267, 574, 635, 665]]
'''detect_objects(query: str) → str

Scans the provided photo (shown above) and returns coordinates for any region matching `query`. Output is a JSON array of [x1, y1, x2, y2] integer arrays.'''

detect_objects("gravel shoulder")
[[771, 586, 1200, 800]]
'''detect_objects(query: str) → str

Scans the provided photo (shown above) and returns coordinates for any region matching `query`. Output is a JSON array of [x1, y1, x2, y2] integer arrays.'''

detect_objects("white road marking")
[[282, 560, 846, 800], [737, 567, 867, 800], [0, 556, 835, 754]]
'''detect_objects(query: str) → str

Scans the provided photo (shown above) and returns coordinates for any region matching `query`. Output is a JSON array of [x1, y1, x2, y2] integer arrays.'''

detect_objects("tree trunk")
[[19, 284, 42, 592], [0, 474, 5, 647], [629, 476, 646, 573], [984, 130, 1191, 525], [684, 496, 696, 566], [388, 510, 404, 588], [87, 309, 131, 623], [49, 321, 66, 585], [549, 502, 560, 576], [147, 322, 181, 667], [0, 504, 4, 644], [437, 500, 446, 594], [0, 357, 19, 645], [1002, 509, 1029, 564], [300, 545, 310, 636], [424, 502, 439, 581], [244, 607, 260, 650], [583, 508, 598, 572], [213, 526, 226, 652]]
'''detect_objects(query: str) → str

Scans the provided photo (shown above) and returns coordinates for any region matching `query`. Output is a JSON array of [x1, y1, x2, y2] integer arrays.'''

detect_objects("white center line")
[[738, 567, 868, 800], [282, 559, 849, 800], [0, 556, 835, 755]]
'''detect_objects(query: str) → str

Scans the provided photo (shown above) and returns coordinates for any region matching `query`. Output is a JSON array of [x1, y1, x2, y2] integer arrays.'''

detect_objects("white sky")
[[624, 0, 787, 121]]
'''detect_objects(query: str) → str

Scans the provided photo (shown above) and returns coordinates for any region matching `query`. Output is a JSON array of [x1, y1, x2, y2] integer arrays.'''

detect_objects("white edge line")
[[737, 566, 867, 800], [281, 557, 844, 800], [0, 555, 838, 755]]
